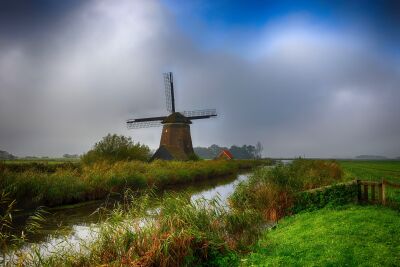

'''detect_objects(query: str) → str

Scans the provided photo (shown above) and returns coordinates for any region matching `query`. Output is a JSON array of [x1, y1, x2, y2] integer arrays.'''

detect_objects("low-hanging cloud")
[[0, 0, 399, 158]]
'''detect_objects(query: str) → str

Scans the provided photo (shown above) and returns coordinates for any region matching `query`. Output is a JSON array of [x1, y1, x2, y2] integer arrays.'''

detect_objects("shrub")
[[292, 182, 358, 213], [81, 134, 150, 164]]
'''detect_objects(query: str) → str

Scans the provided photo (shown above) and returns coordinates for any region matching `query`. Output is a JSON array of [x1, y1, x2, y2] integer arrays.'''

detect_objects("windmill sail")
[[182, 109, 217, 120], [127, 120, 163, 129], [164, 72, 175, 113], [126, 115, 166, 129]]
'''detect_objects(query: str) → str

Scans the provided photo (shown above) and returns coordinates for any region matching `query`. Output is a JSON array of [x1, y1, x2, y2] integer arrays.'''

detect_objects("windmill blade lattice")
[[126, 72, 217, 130], [182, 109, 217, 120], [164, 72, 175, 113], [127, 120, 163, 129]]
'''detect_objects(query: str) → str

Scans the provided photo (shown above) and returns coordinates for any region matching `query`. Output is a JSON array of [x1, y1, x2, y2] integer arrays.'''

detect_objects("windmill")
[[126, 72, 217, 160]]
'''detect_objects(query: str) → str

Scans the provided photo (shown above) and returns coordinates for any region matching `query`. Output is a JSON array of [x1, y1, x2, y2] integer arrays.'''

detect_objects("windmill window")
[[165, 129, 168, 133]]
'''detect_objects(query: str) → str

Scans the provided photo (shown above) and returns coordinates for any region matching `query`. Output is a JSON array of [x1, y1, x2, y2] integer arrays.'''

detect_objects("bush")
[[81, 134, 150, 164], [292, 182, 358, 213]]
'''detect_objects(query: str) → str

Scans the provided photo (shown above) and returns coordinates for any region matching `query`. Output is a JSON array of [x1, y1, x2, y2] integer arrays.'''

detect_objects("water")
[[191, 172, 249, 202], [3, 172, 251, 262], [280, 159, 293, 165]]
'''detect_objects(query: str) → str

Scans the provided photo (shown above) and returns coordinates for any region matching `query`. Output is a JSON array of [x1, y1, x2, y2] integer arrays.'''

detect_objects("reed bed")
[[0, 159, 268, 209], [16, 191, 264, 267], [230, 159, 343, 221]]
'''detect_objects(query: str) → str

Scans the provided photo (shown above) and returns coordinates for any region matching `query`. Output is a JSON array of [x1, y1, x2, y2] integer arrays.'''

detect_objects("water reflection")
[[191, 173, 249, 203]]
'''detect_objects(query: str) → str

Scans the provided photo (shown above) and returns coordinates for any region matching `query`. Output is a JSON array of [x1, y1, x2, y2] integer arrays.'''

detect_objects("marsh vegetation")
[[1, 159, 399, 266], [0, 159, 265, 209]]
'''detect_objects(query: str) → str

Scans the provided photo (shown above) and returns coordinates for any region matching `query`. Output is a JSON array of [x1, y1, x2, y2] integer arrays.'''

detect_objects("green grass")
[[340, 160, 400, 204], [340, 160, 400, 182], [242, 205, 400, 266]]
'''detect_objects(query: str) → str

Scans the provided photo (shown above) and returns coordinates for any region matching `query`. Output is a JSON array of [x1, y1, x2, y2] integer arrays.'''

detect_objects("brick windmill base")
[[151, 113, 195, 161]]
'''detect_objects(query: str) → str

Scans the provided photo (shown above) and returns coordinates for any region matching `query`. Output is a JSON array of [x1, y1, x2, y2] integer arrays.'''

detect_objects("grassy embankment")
[[240, 160, 400, 266], [0, 159, 268, 209], [242, 205, 400, 266]]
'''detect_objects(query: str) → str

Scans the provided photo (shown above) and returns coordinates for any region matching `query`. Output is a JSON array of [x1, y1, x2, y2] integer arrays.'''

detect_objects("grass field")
[[340, 160, 400, 205], [242, 205, 400, 266], [340, 160, 400, 182]]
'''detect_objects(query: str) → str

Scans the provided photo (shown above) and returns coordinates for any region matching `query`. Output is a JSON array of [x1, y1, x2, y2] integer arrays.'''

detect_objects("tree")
[[255, 141, 263, 159], [194, 144, 228, 159], [243, 145, 256, 159], [0, 150, 16, 160], [229, 145, 255, 159], [81, 134, 150, 164], [194, 144, 261, 159], [209, 144, 222, 156], [63, 154, 79, 159]]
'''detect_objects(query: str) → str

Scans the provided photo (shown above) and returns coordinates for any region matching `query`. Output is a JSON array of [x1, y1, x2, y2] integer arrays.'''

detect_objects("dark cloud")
[[0, 0, 399, 158], [0, 0, 85, 45]]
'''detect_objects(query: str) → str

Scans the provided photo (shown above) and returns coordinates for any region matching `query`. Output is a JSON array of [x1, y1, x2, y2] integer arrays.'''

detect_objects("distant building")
[[216, 149, 234, 160]]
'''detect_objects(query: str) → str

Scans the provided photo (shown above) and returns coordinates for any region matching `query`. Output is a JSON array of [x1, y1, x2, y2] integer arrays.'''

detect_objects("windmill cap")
[[162, 112, 192, 124]]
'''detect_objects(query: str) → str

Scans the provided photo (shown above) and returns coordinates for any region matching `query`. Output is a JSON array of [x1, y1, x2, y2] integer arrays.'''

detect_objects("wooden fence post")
[[382, 178, 387, 206], [357, 179, 362, 202], [371, 184, 376, 202], [378, 182, 383, 203], [363, 184, 369, 202]]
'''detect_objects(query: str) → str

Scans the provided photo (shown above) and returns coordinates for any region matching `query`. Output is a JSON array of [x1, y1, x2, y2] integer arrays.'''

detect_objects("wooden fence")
[[357, 179, 400, 205]]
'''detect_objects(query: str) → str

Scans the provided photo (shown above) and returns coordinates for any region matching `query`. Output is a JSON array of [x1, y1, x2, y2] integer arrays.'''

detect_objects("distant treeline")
[[0, 150, 16, 160], [194, 143, 263, 159], [0, 150, 80, 160]]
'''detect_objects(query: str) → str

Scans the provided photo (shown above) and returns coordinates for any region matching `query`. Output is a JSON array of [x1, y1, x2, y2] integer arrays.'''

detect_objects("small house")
[[216, 149, 234, 160]]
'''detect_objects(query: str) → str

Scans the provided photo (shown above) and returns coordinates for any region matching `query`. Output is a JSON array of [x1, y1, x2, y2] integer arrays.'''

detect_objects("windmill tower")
[[126, 72, 217, 160]]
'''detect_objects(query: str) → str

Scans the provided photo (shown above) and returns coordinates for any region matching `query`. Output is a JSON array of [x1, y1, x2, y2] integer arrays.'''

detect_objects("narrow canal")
[[3, 172, 253, 262]]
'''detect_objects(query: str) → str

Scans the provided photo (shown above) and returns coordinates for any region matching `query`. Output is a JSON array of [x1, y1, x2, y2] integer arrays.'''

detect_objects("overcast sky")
[[0, 0, 399, 158]]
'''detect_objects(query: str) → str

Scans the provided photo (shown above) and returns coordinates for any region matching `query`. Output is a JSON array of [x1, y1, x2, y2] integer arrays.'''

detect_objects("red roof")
[[218, 149, 234, 159]]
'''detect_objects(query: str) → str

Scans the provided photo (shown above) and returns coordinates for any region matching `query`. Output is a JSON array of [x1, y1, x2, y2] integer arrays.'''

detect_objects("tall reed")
[[22, 191, 264, 266], [0, 191, 46, 265], [0, 160, 269, 209], [229, 159, 343, 221]]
